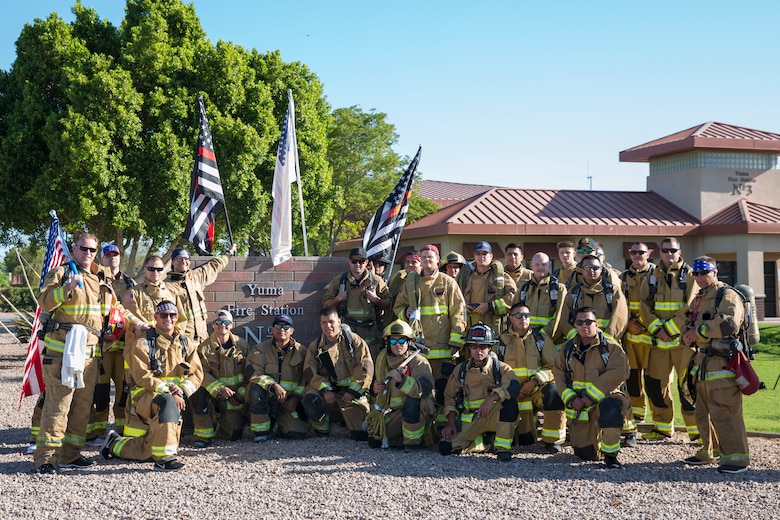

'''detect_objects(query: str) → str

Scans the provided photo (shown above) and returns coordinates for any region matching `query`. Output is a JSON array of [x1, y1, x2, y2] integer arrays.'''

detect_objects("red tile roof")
[[699, 199, 780, 234], [402, 188, 700, 239], [417, 180, 498, 208], [620, 121, 780, 162]]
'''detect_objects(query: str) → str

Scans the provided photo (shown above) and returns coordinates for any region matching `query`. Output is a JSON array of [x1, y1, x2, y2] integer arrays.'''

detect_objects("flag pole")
[[288, 89, 309, 256], [384, 235, 402, 282]]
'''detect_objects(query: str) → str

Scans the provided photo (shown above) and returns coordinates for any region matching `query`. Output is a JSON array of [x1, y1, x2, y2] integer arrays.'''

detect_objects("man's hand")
[[372, 380, 386, 394], [478, 394, 498, 418], [271, 383, 286, 402], [681, 327, 699, 347], [341, 391, 355, 405], [627, 318, 645, 336], [220, 387, 235, 400], [468, 302, 488, 315], [519, 379, 537, 398], [283, 395, 299, 414], [322, 390, 337, 405], [173, 394, 186, 410], [67, 274, 84, 292], [441, 423, 457, 441], [657, 328, 673, 343], [385, 369, 402, 384]]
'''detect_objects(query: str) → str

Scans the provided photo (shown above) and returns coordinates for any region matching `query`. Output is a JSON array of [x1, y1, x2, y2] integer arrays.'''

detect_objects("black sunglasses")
[[629, 250, 647, 255], [661, 248, 679, 254], [158, 312, 178, 320], [581, 265, 601, 271], [575, 319, 596, 326], [350, 259, 366, 265], [511, 312, 530, 319], [692, 270, 713, 276], [273, 323, 292, 330], [215, 319, 232, 326], [76, 245, 98, 253], [145, 266, 165, 272]]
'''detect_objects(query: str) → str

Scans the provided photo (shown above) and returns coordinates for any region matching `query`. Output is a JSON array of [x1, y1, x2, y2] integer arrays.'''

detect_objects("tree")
[[325, 106, 438, 255], [0, 0, 335, 267]]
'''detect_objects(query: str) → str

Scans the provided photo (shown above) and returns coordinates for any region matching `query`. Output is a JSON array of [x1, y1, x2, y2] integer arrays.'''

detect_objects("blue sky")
[[3, 1, 780, 192]]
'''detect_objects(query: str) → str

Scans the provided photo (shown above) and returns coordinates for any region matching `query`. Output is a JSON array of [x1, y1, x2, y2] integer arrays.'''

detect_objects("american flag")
[[20, 211, 67, 402], [183, 96, 226, 255], [362, 146, 422, 263]]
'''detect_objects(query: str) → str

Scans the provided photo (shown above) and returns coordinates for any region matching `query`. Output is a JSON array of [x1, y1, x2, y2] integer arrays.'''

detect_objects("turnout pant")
[[110, 390, 182, 463], [451, 399, 518, 454], [694, 373, 749, 469], [647, 345, 698, 437], [624, 336, 651, 420], [248, 383, 308, 439], [88, 349, 127, 438], [302, 390, 369, 435]]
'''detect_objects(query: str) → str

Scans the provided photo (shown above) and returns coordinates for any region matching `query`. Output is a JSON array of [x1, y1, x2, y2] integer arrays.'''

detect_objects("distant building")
[[335, 121, 780, 319]]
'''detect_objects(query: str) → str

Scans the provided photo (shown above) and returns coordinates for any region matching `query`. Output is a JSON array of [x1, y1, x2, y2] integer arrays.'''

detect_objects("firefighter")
[[245, 314, 309, 441], [504, 243, 533, 286], [394, 245, 466, 422], [367, 253, 390, 278], [497, 303, 565, 452], [367, 320, 436, 451], [440, 251, 467, 279], [101, 301, 204, 471], [34, 232, 147, 475], [323, 247, 392, 362], [514, 252, 567, 340], [553, 307, 630, 469], [621, 242, 655, 424], [384, 250, 423, 328], [439, 323, 520, 462], [681, 257, 748, 474], [639, 237, 699, 441], [86, 244, 136, 444], [456, 241, 517, 334], [191, 310, 249, 447], [301, 307, 374, 440], [165, 244, 236, 347], [554, 240, 578, 288]]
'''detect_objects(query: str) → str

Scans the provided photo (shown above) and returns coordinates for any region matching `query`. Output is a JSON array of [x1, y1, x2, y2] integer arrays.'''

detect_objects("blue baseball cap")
[[474, 241, 492, 253], [102, 244, 120, 256], [273, 314, 294, 327]]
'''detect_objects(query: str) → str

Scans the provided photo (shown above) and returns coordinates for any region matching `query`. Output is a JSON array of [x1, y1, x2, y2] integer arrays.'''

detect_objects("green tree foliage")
[[0, 0, 334, 266], [326, 106, 438, 255]]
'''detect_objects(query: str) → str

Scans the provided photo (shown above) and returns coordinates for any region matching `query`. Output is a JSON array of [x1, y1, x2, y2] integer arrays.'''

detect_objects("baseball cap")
[[102, 244, 120, 256], [215, 309, 233, 322], [577, 237, 599, 250], [273, 314, 294, 327], [369, 253, 390, 266], [474, 241, 492, 253], [420, 244, 440, 258], [349, 247, 367, 259]]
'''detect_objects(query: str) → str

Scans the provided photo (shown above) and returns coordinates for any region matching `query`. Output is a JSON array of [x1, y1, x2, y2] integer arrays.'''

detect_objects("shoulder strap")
[[488, 351, 501, 387], [568, 283, 583, 325], [678, 262, 689, 291], [603, 277, 614, 313], [597, 331, 610, 366], [549, 274, 559, 309], [145, 328, 158, 359], [518, 279, 531, 305], [122, 272, 136, 289], [530, 327, 545, 352]]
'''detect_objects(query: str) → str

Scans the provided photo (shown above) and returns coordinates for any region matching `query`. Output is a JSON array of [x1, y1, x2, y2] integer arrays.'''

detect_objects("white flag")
[[271, 92, 300, 265]]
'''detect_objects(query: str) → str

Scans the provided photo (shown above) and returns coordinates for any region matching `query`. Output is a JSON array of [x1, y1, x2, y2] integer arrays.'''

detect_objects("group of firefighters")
[[28, 234, 751, 475]]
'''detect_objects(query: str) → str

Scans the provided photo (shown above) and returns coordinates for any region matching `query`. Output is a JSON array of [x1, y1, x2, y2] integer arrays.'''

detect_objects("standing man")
[[620, 242, 655, 424], [367, 253, 390, 278], [439, 323, 520, 461], [86, 244, 137, 443], [440, 251, 466, 279], [101, 301, 203, 471], [394, 244, 466, 419], [34, 232, 145, 474], [555, 241, 578, 288], [504, 243, 532, 286], [245, 314, 309, 441], [385, 249, 423, 328], [191, 310, 249, 447], [681, 257, 748, 474], [639, 237, 699, 442], [515, 252, 567, 340], [497, 303, 565, 452], [456, 241, 516, 334], [553, 307, 630, 469], [301, 307, 374, 440], [323, 247, 391, 362], [166, 244, 236, 347]]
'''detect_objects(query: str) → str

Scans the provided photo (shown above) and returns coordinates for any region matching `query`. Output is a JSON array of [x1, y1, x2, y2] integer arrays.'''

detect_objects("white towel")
[[62, 324, 88, 389]]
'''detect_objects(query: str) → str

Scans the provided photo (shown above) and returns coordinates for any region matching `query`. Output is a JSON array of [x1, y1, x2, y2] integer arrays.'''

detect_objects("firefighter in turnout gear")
[[497, 303, 565, 452], [553, 307, 630, 469], [302, 307, 374, 440], [456, 241, 517, 334], [514, 252, 567, 340], [504, 243, 533, 286], [86, 244, 136, 442], [554, 241, 578, 289], [681, 257, 748, 474], [621, 242, 655, 423], [367, 320, 436, 451], [385, 250, 423, 328], [394, 245, 466, 421], [191, 310, 249, 447], [439, 323, 520, 462], [34, 232, 147, 475], [639, 237, 699, 441], [101, 301, 203, 472], [165, 244, 236, 347], [323, 247, 392, 362], [245, 314, 309, 441]]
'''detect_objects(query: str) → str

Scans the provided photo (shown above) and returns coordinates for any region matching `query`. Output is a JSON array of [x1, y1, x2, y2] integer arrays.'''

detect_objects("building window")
[[649, 151, 777, 176], [716, 261, 737, 286]]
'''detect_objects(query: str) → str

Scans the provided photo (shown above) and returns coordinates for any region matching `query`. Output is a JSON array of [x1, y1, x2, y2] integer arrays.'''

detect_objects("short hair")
[[576, 306, 597, 319], [73, 230, 98, 245], [320, 306, 340, 318], [509, 302, 530, 314], [661, 237, 679, 248], [505, 243, 522, 252], [557, 240, 575, 250], [144, 255, 164, 266], [630, 242, 648, 250]]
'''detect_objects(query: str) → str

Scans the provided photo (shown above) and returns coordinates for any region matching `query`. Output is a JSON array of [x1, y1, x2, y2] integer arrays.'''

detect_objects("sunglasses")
[[388, 338, 408, 345], [145, 266, 165, 272], [692, 270, 713, 276], [577, 248, 595, 254], [511, 312, 530, 319], [629, 250, 647, 255], [575, 319, 597, 326], [273, 323, 292, 330], [158, 312, 178, 320], [581, 265, 601, 271], [660, 248, 679, 254], [76, 245, 98, 253], [468, 344, 491, 350], [350, 259, 366, 265], [215, 319, 232, 326]]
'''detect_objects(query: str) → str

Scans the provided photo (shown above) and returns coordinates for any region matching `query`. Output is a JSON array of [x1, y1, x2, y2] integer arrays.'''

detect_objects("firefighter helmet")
[[383, 319, 414, 339], [465, 322, 496, 345]]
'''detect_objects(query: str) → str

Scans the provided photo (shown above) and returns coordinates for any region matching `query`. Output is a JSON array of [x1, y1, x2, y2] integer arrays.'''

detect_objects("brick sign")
[[200, 256, 348, 346]]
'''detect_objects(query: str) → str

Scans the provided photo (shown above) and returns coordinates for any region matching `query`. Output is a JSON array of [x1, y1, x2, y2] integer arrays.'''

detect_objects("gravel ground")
[[0, 321, 778, 519]]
